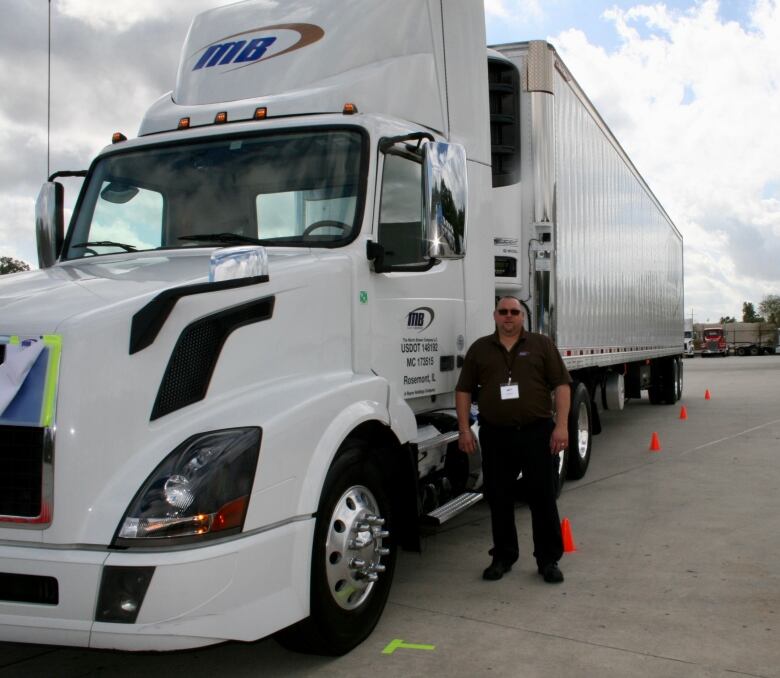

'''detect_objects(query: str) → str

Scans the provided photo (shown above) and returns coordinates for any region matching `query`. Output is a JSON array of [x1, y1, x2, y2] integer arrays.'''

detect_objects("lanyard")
[[500, 338, 523, 383]]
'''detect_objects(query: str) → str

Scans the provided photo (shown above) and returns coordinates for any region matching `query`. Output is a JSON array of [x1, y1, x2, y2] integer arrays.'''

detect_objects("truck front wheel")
[[276, 443, 396, 655]]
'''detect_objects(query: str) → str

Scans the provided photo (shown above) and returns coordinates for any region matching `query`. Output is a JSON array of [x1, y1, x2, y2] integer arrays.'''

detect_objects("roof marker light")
[[214, 111, 228, 124], [112, 132, 127, 144], [254, 107, 267, 120], [178, 117, 190, 130], [343, 103, 358, 115]]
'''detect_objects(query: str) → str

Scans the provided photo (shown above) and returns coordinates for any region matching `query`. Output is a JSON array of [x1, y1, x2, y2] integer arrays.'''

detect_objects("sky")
[[1, 1, 779, 324]]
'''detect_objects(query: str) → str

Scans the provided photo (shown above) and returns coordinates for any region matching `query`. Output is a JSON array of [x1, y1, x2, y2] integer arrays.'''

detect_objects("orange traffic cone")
[[561, 517, 576, 553], [649, 431, 662, 451], [679, 405, 688, 420], [704, 389, 711, 400]]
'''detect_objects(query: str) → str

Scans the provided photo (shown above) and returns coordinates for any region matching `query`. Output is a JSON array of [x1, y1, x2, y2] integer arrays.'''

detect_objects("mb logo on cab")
[[191, 24, 325, 71], [194, 37, 277, 70], [406, 307, 434, 332]]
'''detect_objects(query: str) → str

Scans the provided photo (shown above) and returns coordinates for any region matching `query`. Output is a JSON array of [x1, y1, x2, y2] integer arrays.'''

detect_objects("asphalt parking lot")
[[2, 356, 779, 678]]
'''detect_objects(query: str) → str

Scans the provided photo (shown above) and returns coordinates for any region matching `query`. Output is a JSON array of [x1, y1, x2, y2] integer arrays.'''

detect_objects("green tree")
[[759, 294, 780, 325], [0, 256, 31, 275], [742, 301, 764, 323], [719, 316, 736, 324]]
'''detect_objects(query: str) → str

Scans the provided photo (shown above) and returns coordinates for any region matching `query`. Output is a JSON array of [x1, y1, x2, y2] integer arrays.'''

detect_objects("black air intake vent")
[[151, 296, 275, 420]]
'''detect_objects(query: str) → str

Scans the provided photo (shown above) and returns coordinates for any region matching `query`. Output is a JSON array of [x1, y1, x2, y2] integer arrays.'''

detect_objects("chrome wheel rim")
[[576, 402, 589, 461], [325, 485, 389, 611]]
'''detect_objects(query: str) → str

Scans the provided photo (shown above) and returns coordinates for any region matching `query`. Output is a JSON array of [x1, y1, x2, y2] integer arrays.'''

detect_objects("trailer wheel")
[[736, 346, 746, 356], [566, 383, 592, 480], [276, 444, 396, 656], [661, 357, 679, 404], [749, 346, 759, 356], [675, 358, 684, 401], [649, 358, 677, 405]]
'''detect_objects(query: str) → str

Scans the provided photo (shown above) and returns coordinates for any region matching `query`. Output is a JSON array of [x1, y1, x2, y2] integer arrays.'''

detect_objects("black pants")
[[479, 419, 563, 568]]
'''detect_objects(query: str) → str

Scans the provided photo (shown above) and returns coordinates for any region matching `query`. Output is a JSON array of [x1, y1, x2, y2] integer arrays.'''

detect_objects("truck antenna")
[[47, 0, 52, 178]]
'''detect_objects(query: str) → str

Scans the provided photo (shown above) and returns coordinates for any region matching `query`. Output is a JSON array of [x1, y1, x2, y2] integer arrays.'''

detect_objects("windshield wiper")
[[178, 233, 271, 246], [72, 240, 138, 252]]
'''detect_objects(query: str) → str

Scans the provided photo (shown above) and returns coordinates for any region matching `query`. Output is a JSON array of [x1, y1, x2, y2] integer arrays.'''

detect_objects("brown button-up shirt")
[[456, 330, 571, 427]]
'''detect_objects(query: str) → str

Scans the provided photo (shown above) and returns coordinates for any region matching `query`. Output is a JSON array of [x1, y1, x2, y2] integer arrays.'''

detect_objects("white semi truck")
[[0, 0, 683, 655]]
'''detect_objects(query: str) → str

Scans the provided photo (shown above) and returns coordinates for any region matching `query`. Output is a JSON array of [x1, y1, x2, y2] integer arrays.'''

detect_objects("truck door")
[[369, 145, 465, 406]]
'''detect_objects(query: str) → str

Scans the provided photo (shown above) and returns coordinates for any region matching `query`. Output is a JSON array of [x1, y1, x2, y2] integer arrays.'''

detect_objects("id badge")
[[500, 382, 519, 400]]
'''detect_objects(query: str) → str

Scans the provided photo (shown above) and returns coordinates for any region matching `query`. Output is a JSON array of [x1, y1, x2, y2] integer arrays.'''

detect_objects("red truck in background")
[[701, 327, 729, 357]]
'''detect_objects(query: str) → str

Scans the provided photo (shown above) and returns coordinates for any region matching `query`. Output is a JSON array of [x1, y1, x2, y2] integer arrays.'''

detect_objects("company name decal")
[[406, 307, 434, 332], [192, 23, 324, 72]]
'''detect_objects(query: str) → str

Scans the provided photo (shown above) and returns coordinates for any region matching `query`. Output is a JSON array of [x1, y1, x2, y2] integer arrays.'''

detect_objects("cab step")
[[422, 491, 483, 526]]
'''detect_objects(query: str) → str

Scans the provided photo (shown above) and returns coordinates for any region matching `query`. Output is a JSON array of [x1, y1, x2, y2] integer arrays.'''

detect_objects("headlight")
[[114, 427, 261, 546]]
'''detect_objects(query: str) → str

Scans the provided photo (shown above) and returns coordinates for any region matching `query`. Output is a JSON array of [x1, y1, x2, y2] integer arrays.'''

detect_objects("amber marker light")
[[112, 132, 127, 144], [178, 117, 191, 130], [342, 102, 358, 115], [254, 107, 267, 120], [214, 111, 228, 124]]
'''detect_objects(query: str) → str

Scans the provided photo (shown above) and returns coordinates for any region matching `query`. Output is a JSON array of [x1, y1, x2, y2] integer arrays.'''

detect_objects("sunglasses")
[[497, 309, 521, 316]]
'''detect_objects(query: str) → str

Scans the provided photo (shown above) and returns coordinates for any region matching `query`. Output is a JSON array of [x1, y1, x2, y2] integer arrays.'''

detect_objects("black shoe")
[[539, 562, 564, 583], [483, 559, 512, 581]]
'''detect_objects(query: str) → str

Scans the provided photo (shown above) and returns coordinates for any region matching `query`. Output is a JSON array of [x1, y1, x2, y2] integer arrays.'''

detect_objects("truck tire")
[[736, 346, 746, 356], [649, 357, 678, 405], [749, 346, 759, 356], [662, 357, 679, 404], [566, 383, 592, 480], [276, 443, 396, 655], [675, 357, 684, 401]]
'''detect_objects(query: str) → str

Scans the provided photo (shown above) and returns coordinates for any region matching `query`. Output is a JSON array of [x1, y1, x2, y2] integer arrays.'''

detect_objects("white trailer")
[[0, 0, 682, 655], [489, 41, 684, 479]]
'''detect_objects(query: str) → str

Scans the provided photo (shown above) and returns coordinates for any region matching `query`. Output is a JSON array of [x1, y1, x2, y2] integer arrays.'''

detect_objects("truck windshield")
[[64, 129, 364, 258]]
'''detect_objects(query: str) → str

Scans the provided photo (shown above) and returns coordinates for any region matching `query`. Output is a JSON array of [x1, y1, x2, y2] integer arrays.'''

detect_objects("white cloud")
[[552, 0, 780, 322]]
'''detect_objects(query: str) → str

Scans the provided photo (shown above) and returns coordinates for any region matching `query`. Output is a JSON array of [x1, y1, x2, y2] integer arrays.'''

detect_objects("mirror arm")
[[48, 169, 87, 182], [378, 132, 435, 154]]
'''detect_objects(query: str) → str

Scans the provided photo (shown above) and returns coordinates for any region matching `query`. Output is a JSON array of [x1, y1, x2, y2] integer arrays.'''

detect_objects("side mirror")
[[35, 182, 64, 268], [423, 141, 467, 259]]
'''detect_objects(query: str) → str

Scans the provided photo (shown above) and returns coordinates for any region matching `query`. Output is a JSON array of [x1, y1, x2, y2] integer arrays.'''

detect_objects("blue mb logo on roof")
[[192, 23, 325, 72]]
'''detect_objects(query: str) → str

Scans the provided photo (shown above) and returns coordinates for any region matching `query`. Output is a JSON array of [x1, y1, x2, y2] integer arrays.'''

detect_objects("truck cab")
[[1, 0, 492, 654], [701, 327, 728, 356]]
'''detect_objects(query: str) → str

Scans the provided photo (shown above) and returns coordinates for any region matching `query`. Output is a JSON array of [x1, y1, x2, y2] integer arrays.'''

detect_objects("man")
[[456, 296, 571, 583]]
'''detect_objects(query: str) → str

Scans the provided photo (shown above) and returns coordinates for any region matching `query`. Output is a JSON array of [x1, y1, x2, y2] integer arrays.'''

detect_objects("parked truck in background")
[[684, 318, 694, 357], [722, 322, 778, 356], [700, 326, 729, 356], [0, 0, 683, 655]]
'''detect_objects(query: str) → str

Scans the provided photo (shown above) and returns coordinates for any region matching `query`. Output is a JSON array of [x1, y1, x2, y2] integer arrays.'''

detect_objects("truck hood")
[[0, 251, 221, 335]]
